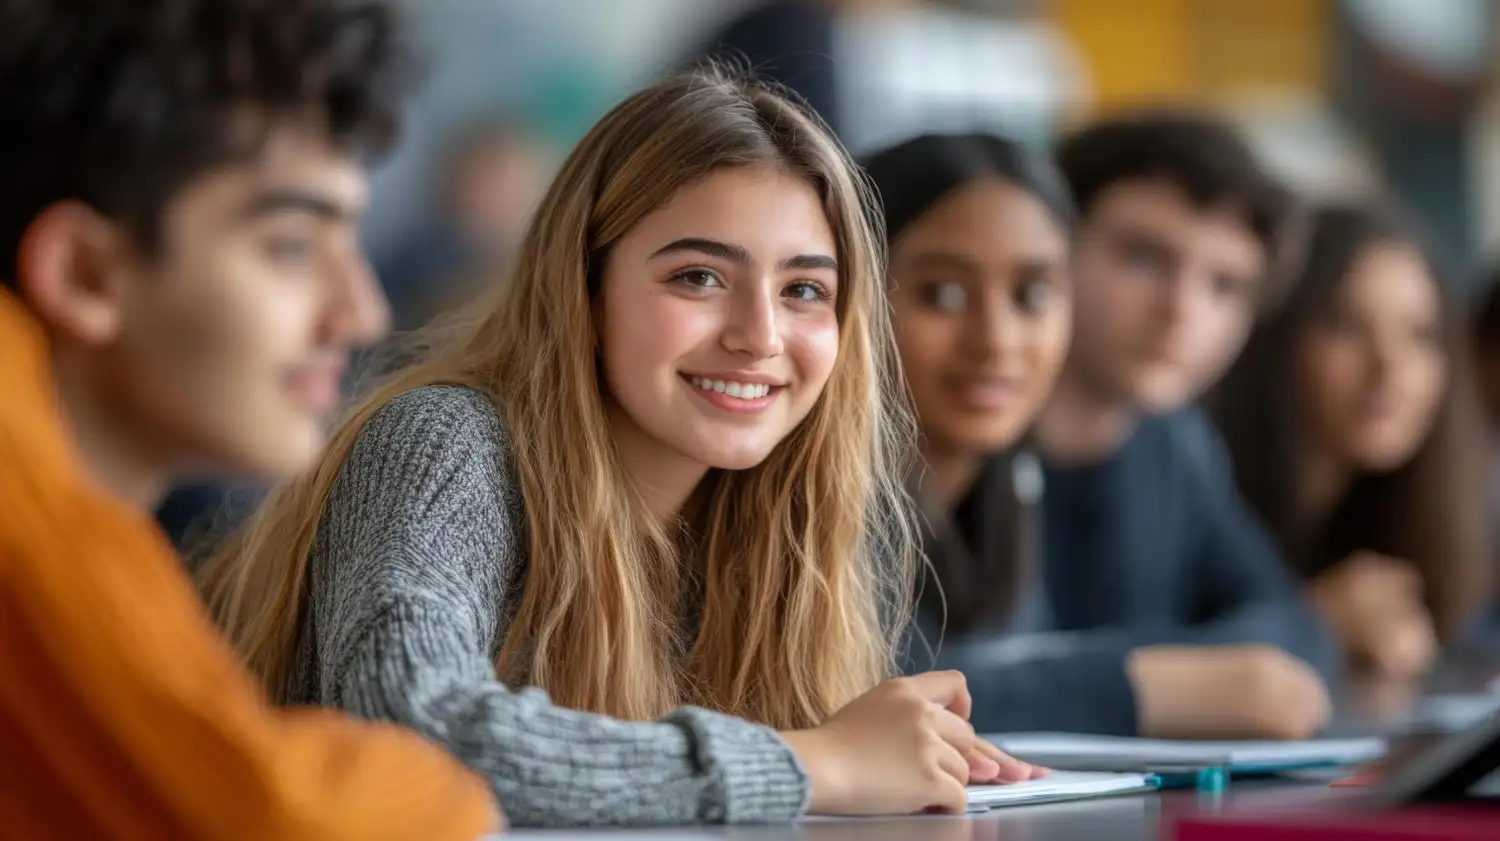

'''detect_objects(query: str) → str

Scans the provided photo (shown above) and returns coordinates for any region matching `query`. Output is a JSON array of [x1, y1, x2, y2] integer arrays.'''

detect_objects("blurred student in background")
[[378, 118, 551, 332], [1032, 113, 1338, 736], [1212, 203, 1490, 675], [870, 130, 1329, 739], [866, 133, 1072, 712], [201, 68, 1040, 828], [0, 0, 499, 838]]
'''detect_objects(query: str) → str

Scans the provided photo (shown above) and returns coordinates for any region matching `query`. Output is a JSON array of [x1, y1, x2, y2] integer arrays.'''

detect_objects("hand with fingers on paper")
[[781, 670, 1045, 816]]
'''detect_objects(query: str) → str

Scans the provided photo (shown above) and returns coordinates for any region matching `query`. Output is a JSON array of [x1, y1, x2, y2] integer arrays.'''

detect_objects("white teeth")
[[690, 377, 772, 400]]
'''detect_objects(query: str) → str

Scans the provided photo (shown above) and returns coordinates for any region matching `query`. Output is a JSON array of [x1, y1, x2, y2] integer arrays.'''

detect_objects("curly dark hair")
[[0, 0, 415, 288], [1056, 110, 1293, 261]]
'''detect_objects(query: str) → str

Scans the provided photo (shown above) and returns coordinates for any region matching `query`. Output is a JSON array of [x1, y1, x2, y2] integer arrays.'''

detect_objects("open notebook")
[[967, 770, 1157, 808], [987, 732, 1387, 773]]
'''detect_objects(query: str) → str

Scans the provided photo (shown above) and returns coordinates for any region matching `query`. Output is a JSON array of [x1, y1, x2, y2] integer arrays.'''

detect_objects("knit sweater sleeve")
[[306, 386, 808, 828]]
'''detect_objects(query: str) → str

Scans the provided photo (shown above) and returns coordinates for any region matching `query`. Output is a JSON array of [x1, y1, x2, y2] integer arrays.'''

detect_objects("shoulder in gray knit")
[[292, 384, 808, 827]]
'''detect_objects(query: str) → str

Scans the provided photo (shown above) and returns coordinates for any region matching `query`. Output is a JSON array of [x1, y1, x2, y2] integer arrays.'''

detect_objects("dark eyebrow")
[[1012, 258, 1062, 283], [235, 188, 353, 223], [649, 237, 837, 273], [902, 252, 982, 274], [1109, 227, 1176, 259], [650, 237, 751, 266], [779, 253, 838, 272]]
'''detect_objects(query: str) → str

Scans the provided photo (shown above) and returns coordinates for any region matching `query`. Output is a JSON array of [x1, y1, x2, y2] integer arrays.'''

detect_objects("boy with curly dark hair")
[[0, 1, 499, 837]]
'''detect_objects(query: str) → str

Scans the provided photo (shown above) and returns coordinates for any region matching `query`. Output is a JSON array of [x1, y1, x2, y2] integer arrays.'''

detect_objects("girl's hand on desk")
[[781, 671, 1042, 816], [968, 736, 1048, 784]]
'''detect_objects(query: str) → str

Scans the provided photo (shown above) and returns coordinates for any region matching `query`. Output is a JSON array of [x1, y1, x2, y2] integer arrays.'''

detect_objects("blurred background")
[[363, 0, 1500, 324], [157, 0, 1500, 547]]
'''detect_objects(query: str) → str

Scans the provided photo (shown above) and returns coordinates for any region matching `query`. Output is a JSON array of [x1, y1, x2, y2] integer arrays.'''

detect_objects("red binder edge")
[[1174, 806, 1500, 841]]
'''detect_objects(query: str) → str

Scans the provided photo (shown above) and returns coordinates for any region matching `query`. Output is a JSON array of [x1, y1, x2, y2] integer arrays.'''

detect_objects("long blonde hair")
[[199, 66, 919, 730]]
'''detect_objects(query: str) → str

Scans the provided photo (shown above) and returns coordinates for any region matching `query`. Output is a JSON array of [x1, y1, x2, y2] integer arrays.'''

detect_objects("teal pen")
[[1143, 765, 1229, 793]]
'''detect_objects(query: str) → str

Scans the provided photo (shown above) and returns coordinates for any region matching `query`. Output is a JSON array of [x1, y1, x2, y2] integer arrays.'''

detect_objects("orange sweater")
[[0, 290, 500, 840]]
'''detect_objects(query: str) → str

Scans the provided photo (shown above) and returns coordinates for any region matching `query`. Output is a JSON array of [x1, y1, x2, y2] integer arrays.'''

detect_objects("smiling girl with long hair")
[[199, 67, 1036, 828]]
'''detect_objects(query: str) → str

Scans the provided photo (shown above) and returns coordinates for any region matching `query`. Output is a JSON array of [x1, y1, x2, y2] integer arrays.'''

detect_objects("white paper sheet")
[[966, 769, 1155, 807]]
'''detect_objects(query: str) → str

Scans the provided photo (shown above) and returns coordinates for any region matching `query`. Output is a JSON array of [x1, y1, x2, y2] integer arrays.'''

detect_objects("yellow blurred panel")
[[1055, 0, 1331, 110], [1055, 0, 1196, 106], [1195, 0, 1329, 94]]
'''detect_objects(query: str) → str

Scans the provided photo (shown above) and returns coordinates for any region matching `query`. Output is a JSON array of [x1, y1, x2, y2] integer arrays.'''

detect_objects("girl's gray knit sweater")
[[287, 385, 809, 827]]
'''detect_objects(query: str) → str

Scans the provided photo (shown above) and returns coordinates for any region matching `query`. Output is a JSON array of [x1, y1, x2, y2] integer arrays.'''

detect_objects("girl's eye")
[[672, 268, 723, 289], [920, 280, 967, 312], [786, 280, 833, 303], [1015, 280, 1053, 313]]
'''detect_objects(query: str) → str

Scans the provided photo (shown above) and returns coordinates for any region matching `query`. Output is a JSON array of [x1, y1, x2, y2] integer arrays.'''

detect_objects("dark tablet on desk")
[[1378, 708, 1500, 804]]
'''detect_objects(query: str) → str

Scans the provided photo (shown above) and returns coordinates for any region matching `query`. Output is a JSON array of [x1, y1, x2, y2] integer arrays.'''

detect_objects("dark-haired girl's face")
[[890, 179, 1071, 455], [1296, 242, 1446, 473]]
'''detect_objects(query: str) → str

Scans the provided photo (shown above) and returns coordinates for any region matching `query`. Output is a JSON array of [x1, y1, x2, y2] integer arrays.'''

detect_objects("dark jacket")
[[908, 408, 1340, 735]]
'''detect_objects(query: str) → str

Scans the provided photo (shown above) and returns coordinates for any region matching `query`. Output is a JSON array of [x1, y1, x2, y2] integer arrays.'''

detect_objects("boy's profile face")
[[1066, 177, 1266, 413], [25, 124, 389, 482]]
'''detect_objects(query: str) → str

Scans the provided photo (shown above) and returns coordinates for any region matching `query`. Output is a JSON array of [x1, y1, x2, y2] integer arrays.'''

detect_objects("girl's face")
[[597, 166, 842, 475], [890, 179, 1072, 455], [1296, 242, 1447, 473]]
